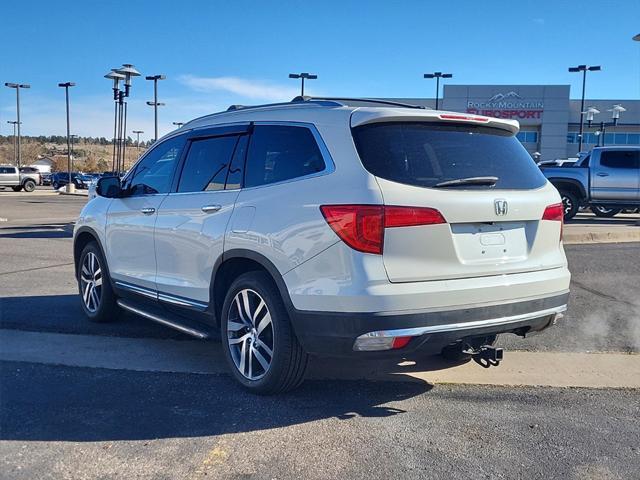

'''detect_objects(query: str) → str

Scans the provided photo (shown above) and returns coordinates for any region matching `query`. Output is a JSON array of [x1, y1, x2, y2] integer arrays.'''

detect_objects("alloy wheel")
[[561, 195, 573, 215], [80, 251, 102, 313], [227, 289, 274, 381]]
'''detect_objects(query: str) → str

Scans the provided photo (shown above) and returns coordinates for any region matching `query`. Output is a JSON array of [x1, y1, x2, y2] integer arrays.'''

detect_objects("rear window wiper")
[[432, 176, 499, 188]]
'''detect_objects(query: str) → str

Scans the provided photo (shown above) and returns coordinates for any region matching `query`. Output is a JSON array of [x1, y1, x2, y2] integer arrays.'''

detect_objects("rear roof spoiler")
[[350, 109, 520, 135]]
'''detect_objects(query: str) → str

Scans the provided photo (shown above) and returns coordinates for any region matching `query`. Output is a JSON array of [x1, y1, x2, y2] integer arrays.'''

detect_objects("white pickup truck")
[[0, 164, 40, 192]]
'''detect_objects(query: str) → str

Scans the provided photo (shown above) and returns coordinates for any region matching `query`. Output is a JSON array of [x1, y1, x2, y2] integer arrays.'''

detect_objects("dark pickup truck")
[[541, 146, 640, 220]]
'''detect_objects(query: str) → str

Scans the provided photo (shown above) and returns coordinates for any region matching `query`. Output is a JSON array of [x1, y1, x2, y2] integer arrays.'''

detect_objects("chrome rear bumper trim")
[[356, 305, 567, 340]]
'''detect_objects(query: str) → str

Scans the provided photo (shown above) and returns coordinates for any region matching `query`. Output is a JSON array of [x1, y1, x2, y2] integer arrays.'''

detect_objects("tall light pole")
[[145, 74, 166, 142], [132, 130, 144, 156], [172, 121, 184, 128], [289, 72, 317, 96], [569, 65, 601, 152], [70, 134, 79, 172], [423, 72, 452, 110], [6, 120, 19, 166], [4, 83, 30, 168], [115, 64, 141, 172], [104, 70, 125, 172], [58, 82, 76, 192]]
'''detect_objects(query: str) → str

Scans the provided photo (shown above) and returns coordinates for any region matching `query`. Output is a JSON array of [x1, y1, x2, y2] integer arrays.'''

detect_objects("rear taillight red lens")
[[320, 205, 384, 254], [320, 205, 446, 255], [385, 206, 446, 228], [542, 203, 564, 241], [542, 203, 564, 221]]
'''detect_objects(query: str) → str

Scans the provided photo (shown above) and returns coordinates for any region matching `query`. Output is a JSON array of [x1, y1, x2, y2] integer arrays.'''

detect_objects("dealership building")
[[390, 84, 640, 161]]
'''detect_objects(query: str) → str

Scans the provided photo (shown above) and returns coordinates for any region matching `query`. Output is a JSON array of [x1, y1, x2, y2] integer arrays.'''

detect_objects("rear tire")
[[22, 180, 36, 192], [11, 186, 22, 192], [559, 190, 579, 221], [78, 242, 118, 323], [52, 181, 60, 190], [221, 271, 309, 394], [592, 206, 621, 218]]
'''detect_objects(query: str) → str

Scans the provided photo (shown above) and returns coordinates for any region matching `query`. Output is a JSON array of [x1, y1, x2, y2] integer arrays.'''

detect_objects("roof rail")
[[292, 96, 426, 109], [224, 98, 342, 113]]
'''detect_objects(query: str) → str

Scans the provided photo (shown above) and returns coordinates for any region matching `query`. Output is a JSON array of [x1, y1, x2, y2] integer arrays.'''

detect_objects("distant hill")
[[0, 135, 149, 172]]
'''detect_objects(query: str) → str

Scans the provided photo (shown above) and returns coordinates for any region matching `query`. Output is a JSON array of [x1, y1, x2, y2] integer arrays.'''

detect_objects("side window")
[[600, 151, 640, 169], [178, 135, 239, 193], [127, 136, 184, 195], [244, 125, 326, 188], [225, 135, 248, 190]]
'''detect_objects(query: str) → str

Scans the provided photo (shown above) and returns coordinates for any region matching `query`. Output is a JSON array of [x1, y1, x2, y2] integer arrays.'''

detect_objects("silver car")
[[73, 98, 570, 393]]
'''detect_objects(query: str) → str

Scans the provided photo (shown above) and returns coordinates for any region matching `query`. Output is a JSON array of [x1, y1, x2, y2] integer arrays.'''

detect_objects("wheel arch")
[[547, 178, 587, 201], [211, 249, 295, 326], [73, 227, 109, 280]]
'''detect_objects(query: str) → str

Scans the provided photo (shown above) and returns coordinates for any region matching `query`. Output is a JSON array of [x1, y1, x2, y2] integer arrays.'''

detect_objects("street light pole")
[[145, 74, 166, 142], [6, 120, 19, 166], [70, 135, 78, 172], [58, 82, 76, 192], [289, 73, 317, 96], [132, 130, 143, 156], [423, 72, 453, 110], [569, 65, 601, 152], [4, 83, 30, 169]]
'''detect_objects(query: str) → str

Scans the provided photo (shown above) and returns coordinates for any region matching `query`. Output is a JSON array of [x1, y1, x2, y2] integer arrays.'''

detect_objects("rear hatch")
[[351, 113, 565, 283]]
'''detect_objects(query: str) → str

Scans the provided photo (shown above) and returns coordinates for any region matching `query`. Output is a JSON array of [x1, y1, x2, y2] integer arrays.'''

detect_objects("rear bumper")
[[291, 292, 569, 356]]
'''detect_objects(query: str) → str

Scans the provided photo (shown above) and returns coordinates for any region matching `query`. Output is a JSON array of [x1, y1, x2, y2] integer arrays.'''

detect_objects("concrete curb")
[[563, 229, 640, 245], [58, 190, 88, 197]]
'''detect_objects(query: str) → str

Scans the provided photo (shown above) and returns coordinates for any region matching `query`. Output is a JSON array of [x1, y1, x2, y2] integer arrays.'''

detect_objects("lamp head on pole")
[[104, 70, 125, 91], [608, 104, 626, 125], [582, 106, 600, 126]]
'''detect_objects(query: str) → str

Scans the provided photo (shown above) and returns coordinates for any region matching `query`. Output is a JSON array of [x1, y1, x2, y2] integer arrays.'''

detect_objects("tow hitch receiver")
[[463, 345, 504, 368]]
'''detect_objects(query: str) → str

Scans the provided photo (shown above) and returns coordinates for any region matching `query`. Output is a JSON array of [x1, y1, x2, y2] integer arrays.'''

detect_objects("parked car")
[[0, 164, 40, 192], [41, 172, 52, 186], [541, 146, 640, 219], [19, 166, 42, 185], [51, 172, 89, 190], [74, 97, 570, 393]]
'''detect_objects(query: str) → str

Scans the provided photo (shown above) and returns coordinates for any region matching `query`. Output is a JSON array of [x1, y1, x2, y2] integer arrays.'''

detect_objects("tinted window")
[[600, 150, 640, 169], [178, 135, 238, 193], [127, 136, 184, 195], [225, 135, 248, 190], [244, 125, 325, 188], [352, 122, 547, 190]]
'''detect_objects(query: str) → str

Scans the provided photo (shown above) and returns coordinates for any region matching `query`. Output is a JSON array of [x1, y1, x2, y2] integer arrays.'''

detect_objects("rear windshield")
[[352, 122, 547, 190]]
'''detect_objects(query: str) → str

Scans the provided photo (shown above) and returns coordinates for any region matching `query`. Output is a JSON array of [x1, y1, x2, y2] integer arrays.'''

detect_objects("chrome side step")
[[117, 299, 210, 339]]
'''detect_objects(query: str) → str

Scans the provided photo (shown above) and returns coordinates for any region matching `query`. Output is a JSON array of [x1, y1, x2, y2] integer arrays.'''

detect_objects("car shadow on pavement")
[[0, 224, 73, 239], [0, 294, 188, 339], [0, 360, 433, 442]]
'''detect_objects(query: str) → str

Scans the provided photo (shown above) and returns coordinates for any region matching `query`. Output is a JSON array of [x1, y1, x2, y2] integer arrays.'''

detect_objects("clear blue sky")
[[2, 0, 639, 140]]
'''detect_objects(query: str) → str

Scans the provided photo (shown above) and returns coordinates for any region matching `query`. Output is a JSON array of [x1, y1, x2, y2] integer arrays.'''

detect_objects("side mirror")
[[96, 176, 122, 198]]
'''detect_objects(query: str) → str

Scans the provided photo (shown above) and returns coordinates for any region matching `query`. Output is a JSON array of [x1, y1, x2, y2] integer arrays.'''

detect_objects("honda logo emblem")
[[494, 199, 508, 216]]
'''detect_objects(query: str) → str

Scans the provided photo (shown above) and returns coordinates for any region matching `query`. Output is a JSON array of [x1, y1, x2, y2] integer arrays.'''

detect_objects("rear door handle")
[[201, 204, 222, 213], [596, 172, 609, 177], [140, 207, 156, 215]]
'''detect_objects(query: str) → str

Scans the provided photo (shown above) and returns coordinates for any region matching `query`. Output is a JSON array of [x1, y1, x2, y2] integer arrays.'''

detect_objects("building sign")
[[466, 91, 544, 119]]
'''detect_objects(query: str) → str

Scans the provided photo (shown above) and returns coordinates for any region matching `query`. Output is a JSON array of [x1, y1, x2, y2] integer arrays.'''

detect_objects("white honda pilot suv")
[[74, 97, 570, 393]]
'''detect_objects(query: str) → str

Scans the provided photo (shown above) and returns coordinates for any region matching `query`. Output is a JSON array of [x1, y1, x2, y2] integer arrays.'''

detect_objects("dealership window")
[[568, 131, 640, 145], [516, 131, 538, 143]]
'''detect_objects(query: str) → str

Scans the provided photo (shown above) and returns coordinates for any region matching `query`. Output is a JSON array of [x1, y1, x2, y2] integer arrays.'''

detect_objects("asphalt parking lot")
[[1, 190, 639, 479]]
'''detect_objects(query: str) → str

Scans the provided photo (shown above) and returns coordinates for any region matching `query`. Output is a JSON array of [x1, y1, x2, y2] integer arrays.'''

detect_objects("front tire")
[[592, 206, 621, 218], [559, 190, 579, 221], [78, 242, 118, 323], [52, 181, 60, 190], [221, 271, 308, 394], [22, 180, 36, 192], [12, 186, 22, 192]]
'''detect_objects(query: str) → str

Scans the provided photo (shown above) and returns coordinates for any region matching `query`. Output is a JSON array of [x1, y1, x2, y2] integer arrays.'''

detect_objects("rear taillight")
[[320, 205, 446, 255], [542, 203, 564, 241]]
